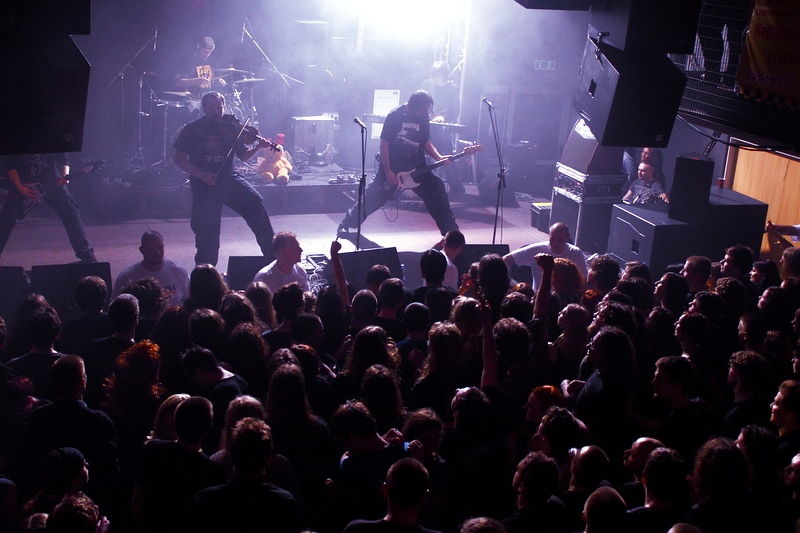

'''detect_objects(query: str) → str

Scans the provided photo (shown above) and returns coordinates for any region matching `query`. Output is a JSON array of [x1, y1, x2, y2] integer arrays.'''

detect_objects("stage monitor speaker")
[[514, 0, 591, 9], [0, 34, 90, 155], [30, 262, 112, 321], [453, 244, 511, 282], [550, 188, 615, 254], [324, 247, 403, 293], [668, 154, 715, 223], [0, 266, 30, 322], [573, 38, 686, 148], [560, 119, 624, 175], [589, 0, 702, 54], [227, 256, 272, 290]]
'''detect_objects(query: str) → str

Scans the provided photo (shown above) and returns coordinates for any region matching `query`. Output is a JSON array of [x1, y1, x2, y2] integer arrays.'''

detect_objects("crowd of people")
[[3, 223, 800, 533]]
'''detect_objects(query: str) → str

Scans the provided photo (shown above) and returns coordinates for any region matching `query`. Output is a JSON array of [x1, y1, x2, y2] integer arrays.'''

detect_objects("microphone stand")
[[485, 100, 506, 245], [242, 24, 303, 88], [355, 120, 367, 250]]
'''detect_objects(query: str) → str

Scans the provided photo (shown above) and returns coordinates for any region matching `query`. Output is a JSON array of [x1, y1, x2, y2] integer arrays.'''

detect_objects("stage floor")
[[0, 183, 547, 295]]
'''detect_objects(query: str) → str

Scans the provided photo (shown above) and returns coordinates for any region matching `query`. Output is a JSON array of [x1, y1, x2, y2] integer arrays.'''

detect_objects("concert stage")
[[70, 162, 365, 220], [0, 179, 546, 322]]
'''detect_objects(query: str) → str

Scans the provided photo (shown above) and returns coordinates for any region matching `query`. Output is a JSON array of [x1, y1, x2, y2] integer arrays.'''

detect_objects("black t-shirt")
[[175, 57, 214, 96], [381, 104, 429, 172], [135, 440, 226, 531], [174, 116, 246, 180], [4, 154, 67, 183], [186, 478, 304, 533]]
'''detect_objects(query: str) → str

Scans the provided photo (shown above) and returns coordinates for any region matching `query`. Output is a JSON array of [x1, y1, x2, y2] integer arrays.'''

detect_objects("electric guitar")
[[393, 144, 483, 196], [17, 159, 104, 220]]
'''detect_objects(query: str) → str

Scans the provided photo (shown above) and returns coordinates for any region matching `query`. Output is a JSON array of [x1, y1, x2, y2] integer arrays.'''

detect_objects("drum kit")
[[151, 67, 268, 170]]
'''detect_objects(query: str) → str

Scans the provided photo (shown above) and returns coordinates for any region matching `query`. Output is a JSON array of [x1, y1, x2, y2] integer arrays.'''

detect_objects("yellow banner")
[[737, 0, 800, 107]]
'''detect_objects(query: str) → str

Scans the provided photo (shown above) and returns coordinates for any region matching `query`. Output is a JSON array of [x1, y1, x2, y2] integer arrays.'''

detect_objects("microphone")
[[482, 97, 494, 109], [153, 27, 157, 52], [241, 19, 246, 44], [353, 117, 367, 129]]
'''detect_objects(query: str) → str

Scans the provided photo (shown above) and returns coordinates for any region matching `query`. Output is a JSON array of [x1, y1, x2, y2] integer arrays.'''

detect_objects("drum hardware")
[[215, 67, 252, 76], [232, 77, 267, 84], [161, 91, 194, 99], [107, 30, 160, 175]]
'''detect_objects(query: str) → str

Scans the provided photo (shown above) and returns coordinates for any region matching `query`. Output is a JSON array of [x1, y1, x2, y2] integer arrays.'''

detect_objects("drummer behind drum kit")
[[152, 67, 267, 172]]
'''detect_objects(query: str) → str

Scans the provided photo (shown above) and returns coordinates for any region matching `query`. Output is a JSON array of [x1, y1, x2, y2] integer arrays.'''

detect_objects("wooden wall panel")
[[732, 149, 800, 259]]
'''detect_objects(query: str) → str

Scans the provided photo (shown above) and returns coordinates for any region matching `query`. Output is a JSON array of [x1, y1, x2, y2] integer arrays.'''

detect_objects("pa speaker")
[[668, 155, 715, 223], [30, 263, 112, 321], [227, 256, 272, 290], [551, 188, 615, 254], [0, 266, 30, 322], [0, 34, 90, 155], [589, 0, 703, 54], [324, 247, 403, 292], [560, 119, 624, 175], [573, 38, 686, 147]]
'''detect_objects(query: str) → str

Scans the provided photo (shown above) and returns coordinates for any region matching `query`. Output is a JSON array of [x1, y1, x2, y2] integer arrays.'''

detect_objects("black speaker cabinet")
[[0, 34, 90, 155], [608, 204, 697, 277], [324, 247, 403, 292], [608, 188, 768, 277], [0, 266, 30, 322], [550, 188, 616, 254], [573, 38, 686, 148], [589, 0, 703, 54], [29, 262, 112, 321], [668, 155, 715, 223], [706, 187, 768, 256], [227, 256, 272, 290]]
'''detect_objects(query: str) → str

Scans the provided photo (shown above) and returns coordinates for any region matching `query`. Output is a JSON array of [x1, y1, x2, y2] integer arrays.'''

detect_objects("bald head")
[[625, 437, 665, 480], [549, 223, 570, 254]]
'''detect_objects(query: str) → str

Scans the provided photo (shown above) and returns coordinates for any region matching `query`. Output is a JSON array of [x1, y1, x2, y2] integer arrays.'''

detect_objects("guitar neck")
[[412, 150, 470, 179]]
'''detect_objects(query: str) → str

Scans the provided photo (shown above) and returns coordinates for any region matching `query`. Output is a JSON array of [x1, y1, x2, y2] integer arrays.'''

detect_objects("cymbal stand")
[[242, 21, 303, 88], [127, 69, 150, 174], [107, 31, 157, 173]]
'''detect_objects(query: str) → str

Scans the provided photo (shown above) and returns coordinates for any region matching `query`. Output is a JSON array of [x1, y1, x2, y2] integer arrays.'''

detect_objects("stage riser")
[[74, 183, 356, 220]]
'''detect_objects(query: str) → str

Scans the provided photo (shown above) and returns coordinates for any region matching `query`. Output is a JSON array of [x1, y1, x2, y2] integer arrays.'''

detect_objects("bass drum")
[[168, 124, 186, 166]]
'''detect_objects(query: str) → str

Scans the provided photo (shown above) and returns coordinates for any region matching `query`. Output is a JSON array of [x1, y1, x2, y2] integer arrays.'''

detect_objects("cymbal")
[[233, 77, 267, 84], [155, 101, 185, 108], [215, 67, 250, 75], [161, 91, 193, 98]]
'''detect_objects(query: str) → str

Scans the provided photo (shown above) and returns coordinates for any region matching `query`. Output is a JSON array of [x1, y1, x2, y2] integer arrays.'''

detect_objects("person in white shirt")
[[253, 231, 309, 294], [442, 229, 465, 290], [503, 222, 587, 292], [112, 231, 189, 307]]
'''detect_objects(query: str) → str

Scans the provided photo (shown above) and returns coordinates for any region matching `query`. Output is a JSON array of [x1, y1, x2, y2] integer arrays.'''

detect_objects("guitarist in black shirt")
[[338, 90, 459, 237], [0, 153, 96, 262]]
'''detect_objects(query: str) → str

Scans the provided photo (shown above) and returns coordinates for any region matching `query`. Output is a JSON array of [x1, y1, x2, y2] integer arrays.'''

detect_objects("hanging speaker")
[[573, 38, 686, 147], [0, 34, 90, 155], [589, 0, 703, 54]]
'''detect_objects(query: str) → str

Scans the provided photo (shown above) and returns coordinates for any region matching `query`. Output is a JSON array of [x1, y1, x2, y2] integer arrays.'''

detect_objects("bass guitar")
[[393, 144, 483, 196], [18, 159, 104, 220]]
